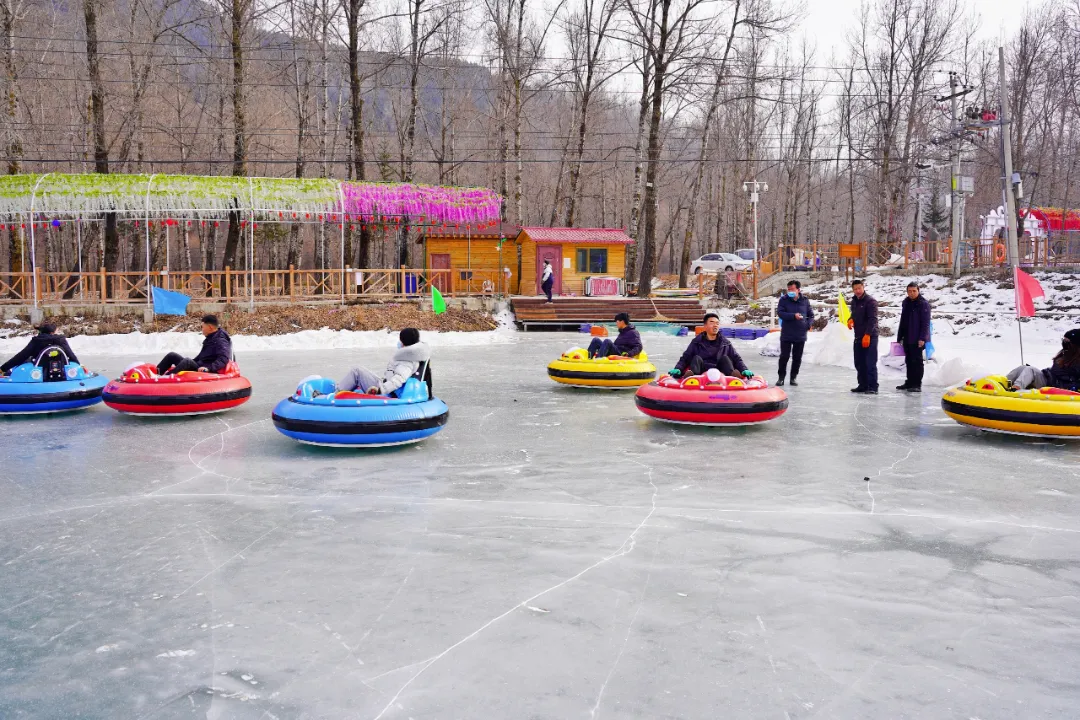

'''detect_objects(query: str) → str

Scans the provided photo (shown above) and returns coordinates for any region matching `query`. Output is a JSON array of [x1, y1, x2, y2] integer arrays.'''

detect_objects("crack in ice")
[[368, 468, 660, 720]]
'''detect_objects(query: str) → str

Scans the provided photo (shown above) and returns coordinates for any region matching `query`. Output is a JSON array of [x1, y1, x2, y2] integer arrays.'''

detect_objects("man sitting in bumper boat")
[[669, 312, 754, 380], [588, 312, 643, 359], [1006, 328, 1080, 392], [340, 328, 431, 396]]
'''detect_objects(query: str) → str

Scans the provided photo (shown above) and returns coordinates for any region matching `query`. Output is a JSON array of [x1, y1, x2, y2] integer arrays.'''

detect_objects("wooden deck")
[[511, 296, 705, 330]]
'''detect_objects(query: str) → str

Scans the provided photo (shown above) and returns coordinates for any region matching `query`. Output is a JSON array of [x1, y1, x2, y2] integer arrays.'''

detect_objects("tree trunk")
[[223, 0, 247, 271], [346, 0, 371, 268]]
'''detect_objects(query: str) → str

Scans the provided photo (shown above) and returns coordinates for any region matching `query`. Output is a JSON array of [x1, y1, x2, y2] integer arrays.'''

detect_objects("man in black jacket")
[[896, 282, 931, 392], [847, 279, 879, 394], [156, 315, 233, 375], [669, 312, 753, 378], [588, 312, 644, 358], [776, 279, 814, 386], [0, 321, 79, 374]]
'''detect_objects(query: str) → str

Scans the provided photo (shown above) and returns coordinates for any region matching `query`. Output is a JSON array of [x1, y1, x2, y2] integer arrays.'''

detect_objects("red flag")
[[1014, 267, 1045, 318]]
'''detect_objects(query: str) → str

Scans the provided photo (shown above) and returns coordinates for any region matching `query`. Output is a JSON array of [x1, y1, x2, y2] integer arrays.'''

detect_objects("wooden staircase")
[[511, 296, 705, 330]]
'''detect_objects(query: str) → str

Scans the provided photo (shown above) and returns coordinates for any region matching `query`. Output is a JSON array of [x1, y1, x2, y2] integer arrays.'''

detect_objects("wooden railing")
[[0, 266, 511, 305]]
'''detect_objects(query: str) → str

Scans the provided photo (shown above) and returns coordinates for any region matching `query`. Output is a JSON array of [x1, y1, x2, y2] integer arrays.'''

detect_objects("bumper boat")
[[635, 369, 788, 426], [941, 376, 1080, 438], [102, 360, 252, 416], [0, 346, 108, 414], [547, 348, 657, 389], [272, 366, 448, 447]]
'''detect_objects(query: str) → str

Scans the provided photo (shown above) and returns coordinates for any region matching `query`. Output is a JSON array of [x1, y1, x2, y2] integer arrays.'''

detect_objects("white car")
[[690, 253, 752, 274]]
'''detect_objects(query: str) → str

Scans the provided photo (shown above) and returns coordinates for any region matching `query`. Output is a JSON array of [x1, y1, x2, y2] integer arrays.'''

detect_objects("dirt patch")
[[3, 304, 497, 338]]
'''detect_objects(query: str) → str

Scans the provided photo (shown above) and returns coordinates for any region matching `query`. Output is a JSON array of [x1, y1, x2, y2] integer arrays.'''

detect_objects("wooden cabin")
[[422, 224, 632, 297], [517, 227, 632, 297], [422, 222, 522, 294]]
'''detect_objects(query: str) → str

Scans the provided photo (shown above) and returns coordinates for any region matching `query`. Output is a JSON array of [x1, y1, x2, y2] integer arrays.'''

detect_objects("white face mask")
[[397, 341, 403, 348]]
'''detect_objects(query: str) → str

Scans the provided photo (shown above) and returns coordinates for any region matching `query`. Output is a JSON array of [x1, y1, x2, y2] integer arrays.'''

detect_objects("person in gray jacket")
[[339, 328, 430, 395]]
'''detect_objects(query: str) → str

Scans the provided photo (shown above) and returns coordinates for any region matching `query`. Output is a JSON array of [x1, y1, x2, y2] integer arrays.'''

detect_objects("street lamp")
[[743, 180, 768, 298]]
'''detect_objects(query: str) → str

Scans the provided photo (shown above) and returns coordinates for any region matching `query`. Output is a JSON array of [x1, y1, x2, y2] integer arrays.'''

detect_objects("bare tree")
[[561, 0, 620, 226], [625, 0, 720, 295]]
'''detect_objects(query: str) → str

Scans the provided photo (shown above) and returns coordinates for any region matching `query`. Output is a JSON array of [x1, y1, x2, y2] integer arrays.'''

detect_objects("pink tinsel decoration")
[[339, 183, 502, 225]]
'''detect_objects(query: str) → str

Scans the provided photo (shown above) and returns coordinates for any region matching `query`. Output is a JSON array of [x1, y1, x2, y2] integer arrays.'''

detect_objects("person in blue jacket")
[[155, 314, 233, 375], [588, 312, 643, 358], [0, 321, 79, 374], [669, 312, 753, 379], [896, 282, 931, 392], [776, 279, 813, 386]]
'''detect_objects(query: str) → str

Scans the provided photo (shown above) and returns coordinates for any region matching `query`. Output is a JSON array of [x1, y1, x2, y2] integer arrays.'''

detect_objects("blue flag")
[[152, 286, 191, 316]]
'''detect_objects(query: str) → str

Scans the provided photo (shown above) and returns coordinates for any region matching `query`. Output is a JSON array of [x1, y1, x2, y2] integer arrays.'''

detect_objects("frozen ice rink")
[[2, 333, 1079, 719]]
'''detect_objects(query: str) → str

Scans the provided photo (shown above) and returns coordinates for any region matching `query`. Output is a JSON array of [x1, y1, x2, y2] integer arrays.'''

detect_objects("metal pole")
[[28, 172, 53, 309], [76, 218, 83, 299], [248, 177, 255, 311], [999, 46, 1020, 268], [949, 72, 962, 277], [145, 174, 157, 306], [338, 182, 346, 304], [752, 191, 759, 299]]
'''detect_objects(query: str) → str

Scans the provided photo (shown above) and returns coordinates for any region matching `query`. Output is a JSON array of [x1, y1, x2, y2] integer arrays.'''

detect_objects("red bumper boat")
[[103, 361, 252, 416], [635, 370, 788, 426]]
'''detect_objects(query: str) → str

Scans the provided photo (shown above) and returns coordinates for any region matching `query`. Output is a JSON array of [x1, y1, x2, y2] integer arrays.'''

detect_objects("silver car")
[[690, 252, 753, 274]]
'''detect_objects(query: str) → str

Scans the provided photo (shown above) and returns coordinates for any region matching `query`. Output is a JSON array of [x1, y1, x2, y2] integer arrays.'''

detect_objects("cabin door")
[[430, 253, 451, 292], [536, 245, 562, 296]]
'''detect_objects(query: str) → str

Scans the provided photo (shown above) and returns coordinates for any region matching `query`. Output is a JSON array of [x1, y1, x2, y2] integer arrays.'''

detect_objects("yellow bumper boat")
[[941, 375, 1080, 438], [547, 348, 657, 389]]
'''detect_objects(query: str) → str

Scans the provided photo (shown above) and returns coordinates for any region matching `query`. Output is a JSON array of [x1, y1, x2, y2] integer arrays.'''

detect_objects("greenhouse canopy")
[[0, 173, 503, 225]]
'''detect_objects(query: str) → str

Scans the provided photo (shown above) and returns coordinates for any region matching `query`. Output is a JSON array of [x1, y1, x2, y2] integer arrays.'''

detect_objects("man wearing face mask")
[[775, 280, 813, 386], [339, 327, 431, 395], [1006, 328, 1080, 392]]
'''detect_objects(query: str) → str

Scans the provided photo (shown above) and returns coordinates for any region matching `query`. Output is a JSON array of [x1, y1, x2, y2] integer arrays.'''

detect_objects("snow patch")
[[156, 649, 196, 658], [0, 326, 516, 357]]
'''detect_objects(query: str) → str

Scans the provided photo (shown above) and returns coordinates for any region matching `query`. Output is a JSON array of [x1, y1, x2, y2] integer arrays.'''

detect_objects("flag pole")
[[1014, 265, 1025, 365]]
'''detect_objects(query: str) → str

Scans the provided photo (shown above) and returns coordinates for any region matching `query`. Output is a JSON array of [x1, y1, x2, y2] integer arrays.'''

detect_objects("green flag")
[[431, 285, 447, 315]]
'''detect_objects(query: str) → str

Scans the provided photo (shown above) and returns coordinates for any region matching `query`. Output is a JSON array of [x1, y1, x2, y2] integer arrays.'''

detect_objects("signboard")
[[952, 176, 974, 193], [838, 243, 862, 259]]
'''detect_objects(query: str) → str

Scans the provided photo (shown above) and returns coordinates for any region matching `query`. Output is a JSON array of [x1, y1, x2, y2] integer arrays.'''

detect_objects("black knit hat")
[[703, 311, 720, 323], [36, 321, 56, 334], [400, 327, 420, 346], [1065, 328, 1080, 344], [614, 312, 630, 325]]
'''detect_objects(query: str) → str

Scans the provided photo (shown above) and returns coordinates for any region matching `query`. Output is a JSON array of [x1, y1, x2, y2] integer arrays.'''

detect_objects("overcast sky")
[[798, 0, 1037, 53]]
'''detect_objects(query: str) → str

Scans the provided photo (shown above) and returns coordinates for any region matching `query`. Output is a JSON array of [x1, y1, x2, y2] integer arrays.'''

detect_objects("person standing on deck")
[[541, 259, 554, 304]]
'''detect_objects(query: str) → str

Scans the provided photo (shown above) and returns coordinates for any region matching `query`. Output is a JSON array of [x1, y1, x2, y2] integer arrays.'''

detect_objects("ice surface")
[[2, 334, 1079, 719]]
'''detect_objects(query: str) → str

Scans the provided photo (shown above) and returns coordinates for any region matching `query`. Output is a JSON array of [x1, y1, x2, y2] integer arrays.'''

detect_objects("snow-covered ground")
[[753, 271, 1080, 387]]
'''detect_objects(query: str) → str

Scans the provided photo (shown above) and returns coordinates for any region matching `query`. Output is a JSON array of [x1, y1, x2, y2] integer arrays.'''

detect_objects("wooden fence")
[[0, 266, 512, 305]]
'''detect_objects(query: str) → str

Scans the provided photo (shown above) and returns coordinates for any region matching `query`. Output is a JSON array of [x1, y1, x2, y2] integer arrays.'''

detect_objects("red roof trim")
[[520, 227, 633, 245]]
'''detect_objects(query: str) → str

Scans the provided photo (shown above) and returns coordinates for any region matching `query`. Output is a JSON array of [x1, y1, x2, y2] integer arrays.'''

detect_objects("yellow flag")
[[837, 291, 851, 326]]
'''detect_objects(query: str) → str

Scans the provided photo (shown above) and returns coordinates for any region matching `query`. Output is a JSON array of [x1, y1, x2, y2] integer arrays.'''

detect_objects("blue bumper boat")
[[0, 347, 108, 414], [272, 370, 449, 447]]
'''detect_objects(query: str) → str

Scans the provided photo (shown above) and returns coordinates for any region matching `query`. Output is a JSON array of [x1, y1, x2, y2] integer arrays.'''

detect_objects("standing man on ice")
[[775, 280, 813, 386], [540, 259, 554, 304], [896, 282, 931, 392], [847, 279, 879, 394]]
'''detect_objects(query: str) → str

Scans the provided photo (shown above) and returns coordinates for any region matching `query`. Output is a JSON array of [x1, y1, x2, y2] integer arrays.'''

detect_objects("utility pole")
[[998, 46, 1020, 268], [743, 180, 768, 299], [935, 71, 974, 277]]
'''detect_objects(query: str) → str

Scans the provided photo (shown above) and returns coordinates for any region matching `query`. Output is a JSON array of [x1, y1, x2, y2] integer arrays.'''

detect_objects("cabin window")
[[575, 248, 608, 274]]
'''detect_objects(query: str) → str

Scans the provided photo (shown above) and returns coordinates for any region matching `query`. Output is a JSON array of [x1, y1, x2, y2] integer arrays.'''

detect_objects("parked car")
[[690, 253, 753, 274], [734, 248, 758, 262]]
